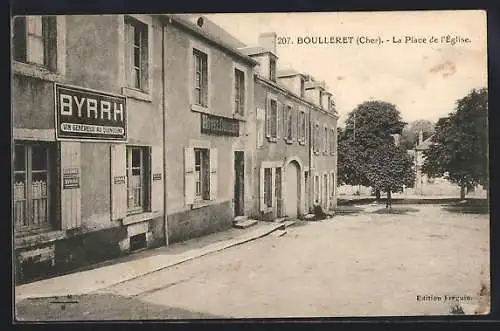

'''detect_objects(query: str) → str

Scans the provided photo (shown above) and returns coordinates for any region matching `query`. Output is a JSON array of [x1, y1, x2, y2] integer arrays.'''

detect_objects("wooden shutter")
[[124, 21, 134, 87], [150, 144, 164, 212], [111, 144, 127, 221], [184, 147, 195, 205], [265, 98, 271, 138], [209, 148, 218, 200], [259, 167, 265, 211], [257, 107, 265, 147], [61, 142, 82, 230], [276, 102, 281, 139]]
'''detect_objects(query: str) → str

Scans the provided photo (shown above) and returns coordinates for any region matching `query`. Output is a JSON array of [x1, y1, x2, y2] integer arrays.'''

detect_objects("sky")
[[204, 11, 487, 126]]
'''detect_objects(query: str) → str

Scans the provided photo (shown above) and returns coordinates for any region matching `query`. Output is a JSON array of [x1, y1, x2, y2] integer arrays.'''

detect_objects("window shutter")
[[61, 142, 82, 229], [257, 107, 265, 147], [202, 56, 208, 107], [125, 22, 133, 87], [276, 102, 281, 139], [326, 174, 330, 209], [259, 167, 265, 211], [184, 147, 195, 205], [271, 167, 276, 210], [265, 98, 271, 138], [110, 144, 127, 221], [209, 148, 218, 200], [150, 144, 164, 212], [13, 17, 27, 62]]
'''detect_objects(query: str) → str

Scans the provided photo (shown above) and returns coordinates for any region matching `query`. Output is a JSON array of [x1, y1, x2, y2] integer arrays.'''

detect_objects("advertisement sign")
[[55, 84, 127, 141], [201, 113, 239, 137]]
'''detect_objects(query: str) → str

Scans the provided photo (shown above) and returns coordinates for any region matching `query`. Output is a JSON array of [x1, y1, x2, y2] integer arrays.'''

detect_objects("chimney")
[[418, 130, 423, 145], [258, 32, 277, 55]]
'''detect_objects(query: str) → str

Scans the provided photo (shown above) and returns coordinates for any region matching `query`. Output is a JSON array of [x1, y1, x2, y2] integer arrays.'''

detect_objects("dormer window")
[[319, 91, 324, 108], [269, 57, 276, 82], [300, 77, 305, 97]]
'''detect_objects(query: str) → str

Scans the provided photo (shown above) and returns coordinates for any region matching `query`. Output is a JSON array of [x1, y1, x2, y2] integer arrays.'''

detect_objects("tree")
[[399, 119, 434, 150], [337, 100, 415, 205], [422, 88, 488, 199]]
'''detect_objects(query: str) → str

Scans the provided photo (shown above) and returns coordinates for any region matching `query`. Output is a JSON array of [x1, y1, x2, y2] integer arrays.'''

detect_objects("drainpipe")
[[162, 24, 169, 247], [308, 107, 312, 213]]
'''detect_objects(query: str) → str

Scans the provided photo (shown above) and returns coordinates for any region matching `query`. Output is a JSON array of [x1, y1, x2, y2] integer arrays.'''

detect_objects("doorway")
[[233, 151, 244, 216], [285, 161, 300, 218]]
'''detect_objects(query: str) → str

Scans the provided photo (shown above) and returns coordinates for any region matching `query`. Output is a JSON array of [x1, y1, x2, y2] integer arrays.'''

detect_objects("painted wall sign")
[[113, 175, 126, 185], [63, 168, 80, 189], [201, 113, 239, 137], [55, 84, 127, 141], [153, 173, 162, 181]]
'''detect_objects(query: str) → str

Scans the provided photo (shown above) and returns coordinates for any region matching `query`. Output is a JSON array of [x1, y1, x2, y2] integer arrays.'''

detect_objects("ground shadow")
[[15, 293, 224, 321], [371, 206, 420, 215], [442, 200, 489, 215]]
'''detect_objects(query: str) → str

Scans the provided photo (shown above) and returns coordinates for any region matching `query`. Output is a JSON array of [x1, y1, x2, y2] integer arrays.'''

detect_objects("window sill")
[[15, 229, 66, 249], [122, 87, 152, 102], [232, 113, 246, 121], [191, 199, 216, 209], [122, 210, 162, 226], [12, 61, 64, 82], [191, 104, 211, 114]]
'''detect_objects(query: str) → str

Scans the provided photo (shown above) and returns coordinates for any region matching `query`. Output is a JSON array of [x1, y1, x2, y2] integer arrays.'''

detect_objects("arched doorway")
[[285, 161, 300, 218]]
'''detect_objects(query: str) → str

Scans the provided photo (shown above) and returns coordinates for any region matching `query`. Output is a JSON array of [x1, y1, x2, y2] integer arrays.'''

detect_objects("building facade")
[[12, 14, 166, 283], [11, 14, 338, 283]]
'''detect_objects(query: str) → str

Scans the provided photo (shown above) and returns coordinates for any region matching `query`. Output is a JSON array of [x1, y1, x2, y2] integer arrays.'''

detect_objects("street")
[[16, 204, 490, 320]]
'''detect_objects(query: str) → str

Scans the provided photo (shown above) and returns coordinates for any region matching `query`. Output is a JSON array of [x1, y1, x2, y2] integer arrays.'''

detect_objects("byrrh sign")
[[55, 84, 127, 141]]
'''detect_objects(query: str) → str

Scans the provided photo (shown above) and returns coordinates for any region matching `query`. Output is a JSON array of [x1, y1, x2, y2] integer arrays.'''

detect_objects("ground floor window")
[[126, 146, 150, 213], [194, 148, 210, 200], [13, 142, 54, 231]]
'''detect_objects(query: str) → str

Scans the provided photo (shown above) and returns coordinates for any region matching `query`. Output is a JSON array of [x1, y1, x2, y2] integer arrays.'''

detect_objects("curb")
[[15, 222, 283, 302]]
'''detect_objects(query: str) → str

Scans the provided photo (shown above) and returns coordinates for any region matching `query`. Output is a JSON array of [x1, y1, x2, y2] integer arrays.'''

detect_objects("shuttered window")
[[234, 68, 245, 115], [185, 146, 217, 205], [126, 146, 150, 213], [125, 17, 149, 90], [264, 168, 273, 208], [266, 97, 278, 140], [193, 49, 208, 107]]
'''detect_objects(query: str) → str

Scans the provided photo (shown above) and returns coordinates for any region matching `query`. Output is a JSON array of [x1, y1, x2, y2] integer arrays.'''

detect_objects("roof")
[[165, 15, 258, 66], [238, 45, 275, 57], [305, 80, 326, 90], [277, 69, 306, 78]]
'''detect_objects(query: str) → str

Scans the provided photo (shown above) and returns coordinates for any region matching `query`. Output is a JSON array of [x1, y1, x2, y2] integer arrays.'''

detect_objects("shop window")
[[194, 148, 210, 200], [125, 16, 149, 91], [234, 68, 245, 115], [13, 142, 55, 231], [13, 16, 57, 70], [126, 146, 150, 213], [193, 49, 208, 107]]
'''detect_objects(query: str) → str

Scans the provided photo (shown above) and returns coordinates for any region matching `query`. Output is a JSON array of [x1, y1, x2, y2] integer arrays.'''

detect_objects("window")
[[323, 174, 328, 207], [330, 173, 335, 198], [275, 167, 282, 217], [14, 142, 54, 231], [13, 16, 57, 70], [266, 98, 278, 139], [330, 128, 335, 155], [300, 78, 305, 97], [234, 68, 245, 115], [314, 122, 320, 154], [314, 175, 320, 204], [264, 168, 273, 208], [324, 126, 328, 154], [126, 146, 150, 213], [194, 148, 210, 200], [286, 105, 293, 141], [299, 111, 306, 143], [319, 91, 324, 108], [125, 17, 149, 90], [193, 49, 208, 107], [269, 57, 276, 81]]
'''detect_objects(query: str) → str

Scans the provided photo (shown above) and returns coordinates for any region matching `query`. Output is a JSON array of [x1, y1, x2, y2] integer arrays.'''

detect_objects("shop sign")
[[201, 113, 239, 137], [63, 168, 80, 189], [55, 84, 127, 141], [153, 173, 162, 181]]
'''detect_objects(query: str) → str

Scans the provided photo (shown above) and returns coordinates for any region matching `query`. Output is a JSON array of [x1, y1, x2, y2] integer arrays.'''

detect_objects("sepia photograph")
[[12, 10, 489, 320]]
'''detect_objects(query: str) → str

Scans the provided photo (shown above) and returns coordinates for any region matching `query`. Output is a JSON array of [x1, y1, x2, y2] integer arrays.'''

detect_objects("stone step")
[[271, 229, 287, 237], [233, 215, 248, 224], [233, 219, 258, 229]]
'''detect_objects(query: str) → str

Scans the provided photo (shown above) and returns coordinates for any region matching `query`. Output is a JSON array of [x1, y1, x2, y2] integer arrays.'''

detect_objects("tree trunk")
[[375, 188, 381, 201], [386, 188, 392, 209], [460, 184, 466, 200]]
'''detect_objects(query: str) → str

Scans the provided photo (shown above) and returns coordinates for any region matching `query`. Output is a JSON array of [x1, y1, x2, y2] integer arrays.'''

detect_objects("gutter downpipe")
[[162, 22, 169, 247]]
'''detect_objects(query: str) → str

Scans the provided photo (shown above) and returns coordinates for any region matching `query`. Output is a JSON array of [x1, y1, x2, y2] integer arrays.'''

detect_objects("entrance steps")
[[274, 217, 296, 229], [233, 216, 259, 229]]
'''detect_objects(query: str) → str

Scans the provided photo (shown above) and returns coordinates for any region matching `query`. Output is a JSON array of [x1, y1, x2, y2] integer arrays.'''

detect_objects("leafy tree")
[[337, 100, 415, 205], [399, 120, 434, 150], [422, 88, 488, 199]]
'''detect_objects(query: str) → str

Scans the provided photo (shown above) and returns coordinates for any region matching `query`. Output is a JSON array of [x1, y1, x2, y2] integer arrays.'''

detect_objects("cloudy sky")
[[205, 10, 487, 125]]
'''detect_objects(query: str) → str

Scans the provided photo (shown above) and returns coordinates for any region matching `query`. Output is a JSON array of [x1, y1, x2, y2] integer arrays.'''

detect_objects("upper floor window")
[[319, 91, 324, 108], [299, 111, 306, 143], [269, 57, 276, 82], [193, 49, 208, 107], [285, 105, 293, 142], [324, 126, 328, 154], [330, 128, 336, 155], [300, 77, 305, 98], [125, 17, 149, 90], [234, 68, 245, 115], [266, 97, 278, 140], [13, 16, 57, 70]]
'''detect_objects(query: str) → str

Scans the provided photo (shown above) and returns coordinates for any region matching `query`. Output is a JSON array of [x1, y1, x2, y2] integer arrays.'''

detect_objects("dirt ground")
[[16, 204, 490, 320]]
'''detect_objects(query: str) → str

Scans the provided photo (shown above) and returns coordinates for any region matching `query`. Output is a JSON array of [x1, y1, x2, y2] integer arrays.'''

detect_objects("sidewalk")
[[15, 221, 285, 303]]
